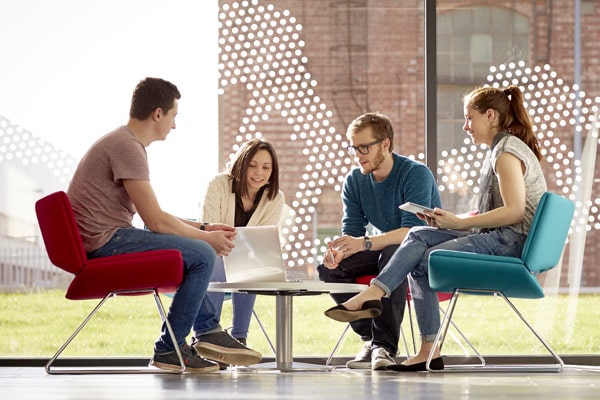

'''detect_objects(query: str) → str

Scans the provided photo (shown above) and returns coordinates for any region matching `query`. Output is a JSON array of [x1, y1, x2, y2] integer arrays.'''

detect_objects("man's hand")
[[330, 235, 364, 256], [323, 235, 365, 269], [204, 230, 236, 256], [323, 241, 344, 269], [204, 222, 235, 233]]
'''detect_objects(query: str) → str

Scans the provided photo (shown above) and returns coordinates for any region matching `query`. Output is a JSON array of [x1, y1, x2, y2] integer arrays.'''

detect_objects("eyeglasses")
[[346, 138, 384, 155]]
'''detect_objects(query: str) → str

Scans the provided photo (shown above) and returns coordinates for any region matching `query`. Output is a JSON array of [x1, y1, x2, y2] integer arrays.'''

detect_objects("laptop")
[[218, 225, 368, 294], [223, 225, 288, 283]]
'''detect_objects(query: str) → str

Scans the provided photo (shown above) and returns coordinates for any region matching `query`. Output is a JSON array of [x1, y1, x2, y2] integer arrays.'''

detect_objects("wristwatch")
[[363, 236, 372, 251]]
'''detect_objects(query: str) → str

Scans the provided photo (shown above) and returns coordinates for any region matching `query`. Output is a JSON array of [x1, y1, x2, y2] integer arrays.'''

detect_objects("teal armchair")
[[427, 192, 575, 372]]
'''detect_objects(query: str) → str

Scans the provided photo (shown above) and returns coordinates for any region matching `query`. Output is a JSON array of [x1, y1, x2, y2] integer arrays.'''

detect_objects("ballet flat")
[[323, 300, 383, 322], [386, 357, 444, 372]]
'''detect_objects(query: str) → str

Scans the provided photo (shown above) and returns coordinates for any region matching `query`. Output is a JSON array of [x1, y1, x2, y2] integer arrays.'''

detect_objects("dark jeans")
[[317, 245, 407, 356]]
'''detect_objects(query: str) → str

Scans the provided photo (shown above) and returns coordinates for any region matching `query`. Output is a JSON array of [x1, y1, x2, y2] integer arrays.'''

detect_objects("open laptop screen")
[[223, 225, 287, 283]]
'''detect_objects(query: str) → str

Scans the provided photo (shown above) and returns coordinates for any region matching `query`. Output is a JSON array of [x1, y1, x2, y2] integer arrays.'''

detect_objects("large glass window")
[[434, 1, 600, 358], [1, 0, 598, 360], [437, 6, 530, 211]]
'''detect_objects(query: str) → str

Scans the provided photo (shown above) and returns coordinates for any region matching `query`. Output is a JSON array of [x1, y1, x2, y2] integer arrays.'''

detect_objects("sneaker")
[[150, 344, 220, 373], [346, 342, 373, 369], [192, 331, 262, 366], [215, 337, 246, 369], [224, 327, 247, 346], [371, 347, 396, 370]]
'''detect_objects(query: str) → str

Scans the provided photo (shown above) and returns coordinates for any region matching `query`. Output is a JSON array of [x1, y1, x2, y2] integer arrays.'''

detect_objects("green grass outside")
[[1, 290, 598, 358]]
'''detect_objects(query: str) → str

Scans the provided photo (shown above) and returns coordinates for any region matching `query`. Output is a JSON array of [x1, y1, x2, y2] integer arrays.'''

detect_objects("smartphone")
[[399, 202, 434, 214]]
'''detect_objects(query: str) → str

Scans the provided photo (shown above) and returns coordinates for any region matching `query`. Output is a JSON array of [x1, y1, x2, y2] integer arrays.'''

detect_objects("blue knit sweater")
[[341, 153, 442, 237]]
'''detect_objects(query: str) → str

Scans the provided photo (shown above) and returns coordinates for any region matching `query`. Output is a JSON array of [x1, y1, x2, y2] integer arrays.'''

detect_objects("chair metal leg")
[[45, 293, 112, 374], [152, 291, 186, 373], [252, 310, 276, 355], [399, 325, 411, 358], [407, 293, 474, 357], [438, 302, 481, 358], [427, 289, 564, 373], [325, 323, 351, 367], [496, 291, 564, 371], [406, 298, 417, 355], [427, 290, 485, 371], [46, 289, 184, 374]]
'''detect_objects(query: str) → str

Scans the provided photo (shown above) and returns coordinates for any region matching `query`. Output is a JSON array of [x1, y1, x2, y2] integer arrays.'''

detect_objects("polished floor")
[[2, 362, 599, 400]]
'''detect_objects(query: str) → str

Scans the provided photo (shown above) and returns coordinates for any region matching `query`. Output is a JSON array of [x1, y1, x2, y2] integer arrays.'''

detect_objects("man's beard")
[[359, 148, 385, 175]]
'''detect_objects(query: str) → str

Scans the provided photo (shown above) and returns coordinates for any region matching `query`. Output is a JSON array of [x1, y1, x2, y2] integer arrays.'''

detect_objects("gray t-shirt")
[[482, 134, 547, 235], [67, 126, 149, 252]]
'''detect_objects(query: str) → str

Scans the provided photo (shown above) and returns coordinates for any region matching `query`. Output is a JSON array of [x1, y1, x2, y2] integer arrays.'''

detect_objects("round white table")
[[208, 281, 367, 371]]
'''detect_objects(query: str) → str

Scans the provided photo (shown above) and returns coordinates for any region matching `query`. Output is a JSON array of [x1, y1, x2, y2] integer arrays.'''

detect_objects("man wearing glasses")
[[318, 112, 441, 370]]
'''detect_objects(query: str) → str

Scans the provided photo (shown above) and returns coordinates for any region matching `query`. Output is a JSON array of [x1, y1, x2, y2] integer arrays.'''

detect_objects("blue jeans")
[[372, 226, 526, 342], [207, 257, 256, 339], [88, 227, 221, 353]]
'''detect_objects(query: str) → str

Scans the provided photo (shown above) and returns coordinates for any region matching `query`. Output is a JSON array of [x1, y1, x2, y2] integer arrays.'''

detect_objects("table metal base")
[[208, 281, 366, 371]]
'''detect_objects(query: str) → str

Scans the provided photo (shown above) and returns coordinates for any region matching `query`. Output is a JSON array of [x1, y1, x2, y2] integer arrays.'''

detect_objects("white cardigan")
[[199, 173, 285, 227]]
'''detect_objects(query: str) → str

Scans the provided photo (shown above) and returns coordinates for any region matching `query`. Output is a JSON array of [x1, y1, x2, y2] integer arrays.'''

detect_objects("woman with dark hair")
[[324, 85, 547, 371], [201, 138, 285, 348]]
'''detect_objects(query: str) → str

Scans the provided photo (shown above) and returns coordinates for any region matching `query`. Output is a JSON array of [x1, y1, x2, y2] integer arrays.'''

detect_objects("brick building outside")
[[216, 0, 600, 289]]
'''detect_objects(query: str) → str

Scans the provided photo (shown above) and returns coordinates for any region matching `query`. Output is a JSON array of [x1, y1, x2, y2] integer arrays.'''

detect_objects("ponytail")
[[465, 85, 542, 161]]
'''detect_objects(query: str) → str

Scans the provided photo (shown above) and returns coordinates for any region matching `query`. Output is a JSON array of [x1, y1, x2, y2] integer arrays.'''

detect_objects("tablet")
[[399, 202, 434, 214]]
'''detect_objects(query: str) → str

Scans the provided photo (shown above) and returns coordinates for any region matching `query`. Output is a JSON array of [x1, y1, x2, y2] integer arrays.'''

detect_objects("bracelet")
[[199, 222, 209, 231]]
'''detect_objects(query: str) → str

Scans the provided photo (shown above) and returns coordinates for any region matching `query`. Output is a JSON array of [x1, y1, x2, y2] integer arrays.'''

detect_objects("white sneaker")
[[371, 347, 395, 370], [345, 342, 372, 369]]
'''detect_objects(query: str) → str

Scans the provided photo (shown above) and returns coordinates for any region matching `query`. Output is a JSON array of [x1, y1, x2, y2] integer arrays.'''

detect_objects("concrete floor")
[[2, 363, 599, 400]]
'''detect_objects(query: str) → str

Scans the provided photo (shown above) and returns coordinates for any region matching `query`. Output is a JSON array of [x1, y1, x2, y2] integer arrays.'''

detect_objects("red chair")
[[326, 275, 475, 366], [35, 191, 185, 374]]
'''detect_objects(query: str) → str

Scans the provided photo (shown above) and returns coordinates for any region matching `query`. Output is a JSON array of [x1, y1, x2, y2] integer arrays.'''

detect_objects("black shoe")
[[324, 300, 383, 322], [235, 337, 247, 346], [192, 331, 262, 366], [386, 357, 444, 372], [150, 344, 220, 373]]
